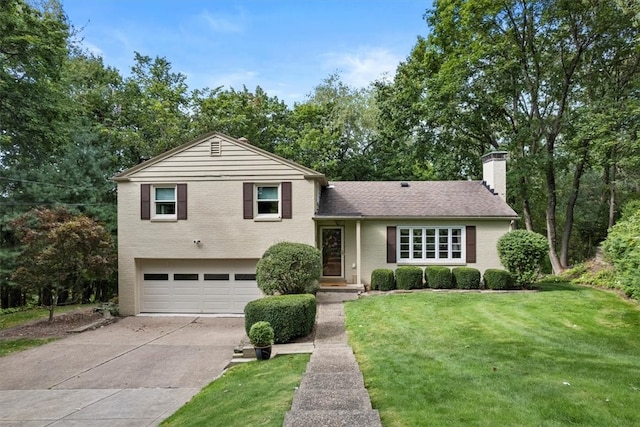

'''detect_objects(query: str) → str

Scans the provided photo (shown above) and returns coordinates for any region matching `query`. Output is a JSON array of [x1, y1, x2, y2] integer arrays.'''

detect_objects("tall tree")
[[280, 74, 383, 180], [387, 0, 640, 272], [114, 52, 192, 166], [191, 85, 290, 153]]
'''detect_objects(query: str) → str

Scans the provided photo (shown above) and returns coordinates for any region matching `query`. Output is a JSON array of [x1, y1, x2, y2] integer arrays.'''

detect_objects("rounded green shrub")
[[244, 294, 316, 344], [602, 203, 640, 299], [425, 266, 453, 289], [452, 267, 481, 289], [256, 242, 321, 295], [483, 269, 515, 290], [396, 266, 423, 290], [371, 268, 395, 291], [497, 230, 548, 288], [248, 321, 274, 347]]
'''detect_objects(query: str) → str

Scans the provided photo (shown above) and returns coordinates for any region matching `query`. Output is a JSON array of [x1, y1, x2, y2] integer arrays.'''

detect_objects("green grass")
[[0, 304, 86, 331], [162, 354, 310, 426], [0, 338, 59, 357], [345, 281, 640, 426]]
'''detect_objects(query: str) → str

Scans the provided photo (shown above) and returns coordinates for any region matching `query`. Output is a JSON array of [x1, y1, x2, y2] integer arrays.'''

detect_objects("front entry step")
[[318, 283, 364, 293]]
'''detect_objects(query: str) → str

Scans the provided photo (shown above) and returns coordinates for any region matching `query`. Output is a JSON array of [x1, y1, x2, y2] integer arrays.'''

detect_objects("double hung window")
[[256, 185, 280, 217], [398, 226, 464, 262], [154, 186, 176, 218]]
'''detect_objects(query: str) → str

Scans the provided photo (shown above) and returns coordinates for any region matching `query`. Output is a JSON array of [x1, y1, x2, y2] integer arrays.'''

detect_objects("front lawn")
[[0, 338, 58, 357], [162, 354, 310, 426], [345, 281, 640, 426]]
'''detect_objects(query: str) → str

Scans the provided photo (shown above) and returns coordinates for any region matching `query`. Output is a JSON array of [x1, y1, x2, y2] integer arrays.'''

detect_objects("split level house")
[[112, 132, 518, 316]]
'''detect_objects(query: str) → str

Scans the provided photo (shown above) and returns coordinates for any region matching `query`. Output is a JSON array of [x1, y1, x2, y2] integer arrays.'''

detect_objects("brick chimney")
[[481, 151, 508, 202]]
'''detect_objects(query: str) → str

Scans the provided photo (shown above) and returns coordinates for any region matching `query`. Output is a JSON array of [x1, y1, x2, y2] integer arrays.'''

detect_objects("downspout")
[[356, 220, 362, 285]]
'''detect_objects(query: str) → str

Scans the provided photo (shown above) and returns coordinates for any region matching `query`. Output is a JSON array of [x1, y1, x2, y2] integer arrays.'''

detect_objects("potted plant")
[[248, 321, 274, 360]]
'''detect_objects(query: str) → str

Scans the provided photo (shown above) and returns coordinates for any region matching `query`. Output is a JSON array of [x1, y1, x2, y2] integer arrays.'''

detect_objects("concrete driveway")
[[0, 316, 245, 426]]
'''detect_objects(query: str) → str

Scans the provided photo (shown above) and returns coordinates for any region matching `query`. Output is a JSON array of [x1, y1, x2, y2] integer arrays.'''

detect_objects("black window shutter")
[[387, 226, 397, 263], [282, 182, 292, 219], [466, 226, 477, 263], [243, 182, 254, 219], [177, 183, 187, 220], [141, 184, 151, 220]]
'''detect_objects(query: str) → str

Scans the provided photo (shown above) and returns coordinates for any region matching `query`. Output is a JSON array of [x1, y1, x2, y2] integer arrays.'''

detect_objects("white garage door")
[[140, 259, 263, 314]]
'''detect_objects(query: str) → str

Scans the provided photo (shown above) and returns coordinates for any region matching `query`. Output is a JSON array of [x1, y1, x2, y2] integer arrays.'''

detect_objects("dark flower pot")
[[254, 346, 272, 360]]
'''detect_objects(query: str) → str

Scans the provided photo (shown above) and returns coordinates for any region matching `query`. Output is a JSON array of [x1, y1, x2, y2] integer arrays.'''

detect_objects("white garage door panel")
[[140, 259, 262, 314]]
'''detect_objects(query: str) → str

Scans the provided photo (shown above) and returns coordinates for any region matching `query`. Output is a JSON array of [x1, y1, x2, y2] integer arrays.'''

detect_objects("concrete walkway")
[[284, 292, 382, 427]]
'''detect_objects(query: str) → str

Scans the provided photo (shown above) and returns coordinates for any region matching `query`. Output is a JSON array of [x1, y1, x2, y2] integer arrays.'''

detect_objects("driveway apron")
[[0, 316, 245, 426]]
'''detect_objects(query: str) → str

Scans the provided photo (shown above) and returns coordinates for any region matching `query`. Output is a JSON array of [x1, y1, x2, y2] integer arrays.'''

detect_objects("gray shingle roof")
[[316, 181, 519, 218]]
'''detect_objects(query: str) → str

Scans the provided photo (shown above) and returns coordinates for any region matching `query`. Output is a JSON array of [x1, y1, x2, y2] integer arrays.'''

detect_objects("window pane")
[[412, 229, 423, 259], [257, 186, 278, 200], [155, 188, 175, 201], [257, 201, 278, 214], [439, 230, 449, 258], [156, 202, 175, 215]]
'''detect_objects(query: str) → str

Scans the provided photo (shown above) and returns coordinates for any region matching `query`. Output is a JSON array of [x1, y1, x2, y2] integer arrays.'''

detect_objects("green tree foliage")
[[114, 52, 193, 165], [382, 0, 640, 272], [602, 202, 640, 299], [10, 207, 116, 320], [256, 242, 321, 295], [191, 85, 290, 153], [0, 0, 70, 167], [497, 230, 548, 288], [280, 74, 382, 180]]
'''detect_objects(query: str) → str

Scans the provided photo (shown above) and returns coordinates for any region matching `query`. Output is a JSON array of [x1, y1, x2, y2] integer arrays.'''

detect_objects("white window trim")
[[254, 183, 281, 221], [151, 184, 177, 221], [397, 226, 466, 265]]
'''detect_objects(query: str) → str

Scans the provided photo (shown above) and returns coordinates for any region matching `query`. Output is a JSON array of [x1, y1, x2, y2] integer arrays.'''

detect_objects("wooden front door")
[[321, 227, 343, 277]]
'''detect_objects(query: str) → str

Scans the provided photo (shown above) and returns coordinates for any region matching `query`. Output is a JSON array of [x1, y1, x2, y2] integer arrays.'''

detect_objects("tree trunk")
[[545, 141, 563, 274], [48, 292, 58, 322], [560, 140, 589, 268], [608, 155, 617, 229]]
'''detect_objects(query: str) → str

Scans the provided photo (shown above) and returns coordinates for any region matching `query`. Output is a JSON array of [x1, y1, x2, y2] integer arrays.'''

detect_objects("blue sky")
[[61, 0, 432, 104]]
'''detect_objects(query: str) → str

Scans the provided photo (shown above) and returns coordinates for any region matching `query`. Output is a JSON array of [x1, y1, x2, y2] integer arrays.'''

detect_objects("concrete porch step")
[[284, 409, 382, 427], [318, 284, 364, 294]]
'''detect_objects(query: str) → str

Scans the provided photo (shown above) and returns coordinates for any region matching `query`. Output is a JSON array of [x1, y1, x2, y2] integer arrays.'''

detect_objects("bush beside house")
[[425, 266, 453, 289], [452, 267, 482, 289], [371, 268, 396, 291], [256, 242, 321, 295], [497, 230, 548, 288], [396, 266, 424, 290], [483, 269, 515, 290], [244, 294, 316, 344]]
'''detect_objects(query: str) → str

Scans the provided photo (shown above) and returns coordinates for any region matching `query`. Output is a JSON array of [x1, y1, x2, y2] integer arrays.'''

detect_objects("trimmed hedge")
[[497, 230, 548, 288], [396, 266, 424, 290], [371, 268, 396, 291], [244, 294, 316, 344], [256, 242, 321, 295], [452, 267, 482, 289], [425, 266, 453, 289], [483, 269, 515, 290]]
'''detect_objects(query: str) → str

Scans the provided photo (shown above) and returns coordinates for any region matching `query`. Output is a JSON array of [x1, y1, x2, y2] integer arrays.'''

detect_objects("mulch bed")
[[0, 308, 106, 339]]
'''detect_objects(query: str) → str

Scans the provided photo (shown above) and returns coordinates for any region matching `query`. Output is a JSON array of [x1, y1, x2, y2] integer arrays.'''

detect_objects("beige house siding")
[[116, 137, 320, 315], [356, 219, 511, 286]]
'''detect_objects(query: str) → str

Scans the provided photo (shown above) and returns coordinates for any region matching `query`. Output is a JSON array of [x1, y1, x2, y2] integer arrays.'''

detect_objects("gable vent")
[[210, 139, 222, 156]]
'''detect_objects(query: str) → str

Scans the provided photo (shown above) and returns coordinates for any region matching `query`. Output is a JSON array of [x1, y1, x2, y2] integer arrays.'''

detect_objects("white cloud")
[[323, 48, 401, 87], [199, 11, 244, 33], [82, 41, 104, 57]]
